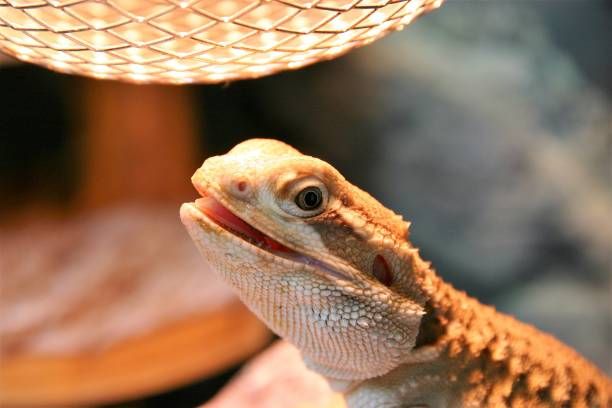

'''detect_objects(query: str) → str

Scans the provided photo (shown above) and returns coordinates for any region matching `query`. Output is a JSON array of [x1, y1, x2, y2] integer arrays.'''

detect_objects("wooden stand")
[[0, 302, 270, 407]]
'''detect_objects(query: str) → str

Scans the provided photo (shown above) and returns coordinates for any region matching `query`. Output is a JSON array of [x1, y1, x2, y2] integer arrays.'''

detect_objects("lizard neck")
[[402, 249, 502, 363], [393, 251, 612, 407]]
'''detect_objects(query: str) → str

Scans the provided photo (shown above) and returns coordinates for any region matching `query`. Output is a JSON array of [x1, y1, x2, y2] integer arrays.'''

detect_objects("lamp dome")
[[0, 0, 441, 84]]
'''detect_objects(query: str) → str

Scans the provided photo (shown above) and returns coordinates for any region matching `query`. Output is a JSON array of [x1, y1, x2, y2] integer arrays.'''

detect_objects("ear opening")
[[372, 254, 393, 286]]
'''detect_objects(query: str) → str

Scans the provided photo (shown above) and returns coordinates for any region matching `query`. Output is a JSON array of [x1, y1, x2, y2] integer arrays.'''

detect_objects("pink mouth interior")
[[195, 195, 293, 253]]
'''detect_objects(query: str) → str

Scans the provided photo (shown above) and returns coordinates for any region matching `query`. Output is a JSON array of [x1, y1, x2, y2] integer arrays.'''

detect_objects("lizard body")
[[180, 139, 611, 407]]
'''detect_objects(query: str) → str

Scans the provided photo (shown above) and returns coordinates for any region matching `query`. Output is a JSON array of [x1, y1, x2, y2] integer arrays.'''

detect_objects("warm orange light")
[[0, 0, 443, 84]]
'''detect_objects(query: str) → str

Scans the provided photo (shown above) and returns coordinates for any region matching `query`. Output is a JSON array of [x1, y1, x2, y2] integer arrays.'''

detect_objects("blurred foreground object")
[[0, 0, 442, 84], [204, 341, 345, 408]]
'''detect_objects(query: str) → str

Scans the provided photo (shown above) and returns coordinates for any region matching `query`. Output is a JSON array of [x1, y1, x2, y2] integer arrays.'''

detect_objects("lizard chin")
[[182, 194, 351, 282]]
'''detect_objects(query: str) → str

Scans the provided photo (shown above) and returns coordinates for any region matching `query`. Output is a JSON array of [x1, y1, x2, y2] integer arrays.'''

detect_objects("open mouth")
[[192, 192, 349, 280], [195, 194, 294, 254]]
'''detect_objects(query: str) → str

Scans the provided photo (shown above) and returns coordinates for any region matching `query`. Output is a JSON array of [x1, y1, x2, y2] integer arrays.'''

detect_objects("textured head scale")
[[181, 139, 424, 381]]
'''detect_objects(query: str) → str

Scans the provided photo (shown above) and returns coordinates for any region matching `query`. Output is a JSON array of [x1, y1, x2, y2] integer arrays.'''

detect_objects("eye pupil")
[[296, 187, 323, 211], [304, 191, 318, 206]]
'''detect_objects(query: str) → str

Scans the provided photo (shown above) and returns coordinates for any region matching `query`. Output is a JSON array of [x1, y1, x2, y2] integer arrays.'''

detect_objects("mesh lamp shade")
[[0, 0, 442, 84]]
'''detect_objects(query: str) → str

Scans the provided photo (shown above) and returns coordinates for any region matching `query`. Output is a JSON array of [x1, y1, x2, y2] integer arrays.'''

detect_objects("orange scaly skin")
[[180, 139, 611, 407]]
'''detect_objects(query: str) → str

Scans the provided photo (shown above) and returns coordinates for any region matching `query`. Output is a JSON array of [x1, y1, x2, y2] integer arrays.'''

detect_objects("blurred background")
[[1, 0, 610, 406]]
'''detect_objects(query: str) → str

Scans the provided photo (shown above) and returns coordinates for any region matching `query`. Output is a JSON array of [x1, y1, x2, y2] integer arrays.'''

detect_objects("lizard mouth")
[[187, 192, 350, 280], [194, 194, 294, 254]]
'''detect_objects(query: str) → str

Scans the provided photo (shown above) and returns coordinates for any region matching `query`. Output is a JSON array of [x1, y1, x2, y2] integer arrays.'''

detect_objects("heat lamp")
[[0, 0, 442, 84]]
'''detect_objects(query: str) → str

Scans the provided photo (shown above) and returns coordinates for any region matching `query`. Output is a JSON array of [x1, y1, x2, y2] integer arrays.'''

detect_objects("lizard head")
[[180, 139, 426, 381]]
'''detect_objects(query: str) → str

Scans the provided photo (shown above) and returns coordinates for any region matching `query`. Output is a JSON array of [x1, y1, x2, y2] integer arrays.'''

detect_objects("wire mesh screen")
[[0, 0, 442, 84]]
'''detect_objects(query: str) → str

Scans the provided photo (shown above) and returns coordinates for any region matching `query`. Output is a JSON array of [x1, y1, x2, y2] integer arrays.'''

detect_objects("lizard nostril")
[[228, 177, 252, 199], [237, 180, 248, 192]]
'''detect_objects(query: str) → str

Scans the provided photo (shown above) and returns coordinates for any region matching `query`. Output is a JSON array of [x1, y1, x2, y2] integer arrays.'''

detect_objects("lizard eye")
[[278, 177, 328, 218], [296, 187, 323, 211]]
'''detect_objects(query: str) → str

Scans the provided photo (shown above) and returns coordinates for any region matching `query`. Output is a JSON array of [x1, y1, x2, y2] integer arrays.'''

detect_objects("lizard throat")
[[193, 193, 350, 281]]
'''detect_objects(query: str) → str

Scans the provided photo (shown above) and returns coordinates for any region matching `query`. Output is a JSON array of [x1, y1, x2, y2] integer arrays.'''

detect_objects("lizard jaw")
[[181, 195, 351, 281], [195, 194, 294, 254]]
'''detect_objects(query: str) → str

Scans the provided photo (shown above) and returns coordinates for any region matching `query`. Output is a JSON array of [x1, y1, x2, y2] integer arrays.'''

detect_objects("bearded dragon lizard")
[[180, 139, 611, 408]]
